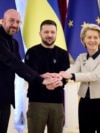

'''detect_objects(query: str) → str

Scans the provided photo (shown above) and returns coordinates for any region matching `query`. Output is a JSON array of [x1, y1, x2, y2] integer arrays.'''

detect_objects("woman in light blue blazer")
[[60, 24, 100, 133]]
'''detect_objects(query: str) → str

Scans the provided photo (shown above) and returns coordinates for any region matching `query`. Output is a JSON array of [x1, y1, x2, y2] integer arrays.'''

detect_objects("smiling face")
[[2, 9, 21, 36], [83, 29, 100, 54], [39, 24, 57, 48]]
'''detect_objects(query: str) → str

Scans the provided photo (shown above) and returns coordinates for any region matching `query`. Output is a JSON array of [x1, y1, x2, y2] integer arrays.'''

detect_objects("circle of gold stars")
[[67, 16, 100, 28]]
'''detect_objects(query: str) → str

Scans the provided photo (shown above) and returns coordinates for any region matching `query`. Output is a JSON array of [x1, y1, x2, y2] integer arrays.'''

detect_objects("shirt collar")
[[87, 50, 100, 60]]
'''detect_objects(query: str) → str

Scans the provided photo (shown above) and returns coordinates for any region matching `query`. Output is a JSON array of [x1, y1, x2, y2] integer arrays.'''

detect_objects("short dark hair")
[[40, 19, 57, 31]]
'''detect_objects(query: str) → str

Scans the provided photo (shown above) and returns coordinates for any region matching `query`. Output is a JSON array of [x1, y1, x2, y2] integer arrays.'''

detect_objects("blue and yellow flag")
[[0, 0, 25, 59], [23, 0, 66, 50], [64, 0, 100, 60]]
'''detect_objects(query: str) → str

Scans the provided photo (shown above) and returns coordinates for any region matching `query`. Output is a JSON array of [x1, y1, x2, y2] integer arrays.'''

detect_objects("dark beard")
[[42, 39, 55, 47]]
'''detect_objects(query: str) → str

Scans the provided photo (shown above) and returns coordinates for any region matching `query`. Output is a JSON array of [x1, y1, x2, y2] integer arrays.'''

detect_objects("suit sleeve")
[[0, 39, 43, 83]]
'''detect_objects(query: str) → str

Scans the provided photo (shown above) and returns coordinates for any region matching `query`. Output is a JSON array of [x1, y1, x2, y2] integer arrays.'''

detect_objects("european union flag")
[[0, 0, 25, 59], [64, 0, 100, 60]]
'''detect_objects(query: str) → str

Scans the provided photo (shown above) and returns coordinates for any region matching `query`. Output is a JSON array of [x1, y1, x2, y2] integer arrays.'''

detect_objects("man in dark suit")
[[0, 9, 61, 133]]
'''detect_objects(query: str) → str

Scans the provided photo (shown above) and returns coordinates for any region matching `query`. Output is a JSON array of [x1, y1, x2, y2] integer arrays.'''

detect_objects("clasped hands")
[[41, 71, 72, 90]]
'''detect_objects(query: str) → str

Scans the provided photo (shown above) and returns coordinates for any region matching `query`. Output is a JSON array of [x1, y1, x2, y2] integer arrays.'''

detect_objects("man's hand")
[[40, 72, 52, 78], [46, 80, 63, 90], [41, 72, 62, 80], [49, 73, 62, 80], [42, 76, 63, 90]]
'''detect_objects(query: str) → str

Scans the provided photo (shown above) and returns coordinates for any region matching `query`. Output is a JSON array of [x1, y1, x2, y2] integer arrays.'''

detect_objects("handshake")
[[41, 71, 72, 90]]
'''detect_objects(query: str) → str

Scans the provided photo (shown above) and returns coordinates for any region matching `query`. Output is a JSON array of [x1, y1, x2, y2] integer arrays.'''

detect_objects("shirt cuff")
[[71, 73, 75, 81], [34, 76, 44, 84]]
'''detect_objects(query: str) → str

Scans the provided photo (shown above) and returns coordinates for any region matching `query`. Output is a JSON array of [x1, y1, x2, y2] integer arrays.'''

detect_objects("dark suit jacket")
[[0, 26, 43, 109]]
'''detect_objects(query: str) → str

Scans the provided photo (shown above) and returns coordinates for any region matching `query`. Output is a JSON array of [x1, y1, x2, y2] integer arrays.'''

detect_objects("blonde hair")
[[80, 24, 100, 47]]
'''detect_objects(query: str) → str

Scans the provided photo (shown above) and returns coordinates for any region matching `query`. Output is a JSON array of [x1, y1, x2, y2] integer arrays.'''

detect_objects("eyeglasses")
[[7, 18, 22, 25]]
